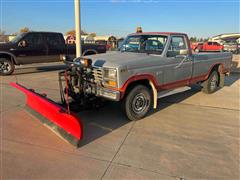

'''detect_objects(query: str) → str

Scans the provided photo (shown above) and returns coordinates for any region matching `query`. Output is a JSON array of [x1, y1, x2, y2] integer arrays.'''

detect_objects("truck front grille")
[[92, 67, 103, 83]]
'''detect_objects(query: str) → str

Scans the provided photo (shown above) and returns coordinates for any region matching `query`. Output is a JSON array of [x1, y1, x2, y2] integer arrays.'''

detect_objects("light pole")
[[74, 0, 82, 57]]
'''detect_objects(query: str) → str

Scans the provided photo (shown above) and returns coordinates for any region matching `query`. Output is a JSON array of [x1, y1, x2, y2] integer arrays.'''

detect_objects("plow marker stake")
[[10, 82, 83, 147]]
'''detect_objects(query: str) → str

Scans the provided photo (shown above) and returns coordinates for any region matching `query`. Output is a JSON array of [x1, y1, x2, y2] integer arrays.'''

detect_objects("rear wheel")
[[201, 70, 219, 94], [0, 58, 15, 75], [123, 85, 152, 121]]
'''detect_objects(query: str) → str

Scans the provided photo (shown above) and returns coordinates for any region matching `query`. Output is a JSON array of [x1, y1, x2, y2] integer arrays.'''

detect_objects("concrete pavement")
[[0, 60, 239, 179]]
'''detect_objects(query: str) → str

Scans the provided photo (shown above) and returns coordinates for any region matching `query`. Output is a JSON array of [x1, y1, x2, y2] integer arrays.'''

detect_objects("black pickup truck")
[[0, 32, 106, 75]]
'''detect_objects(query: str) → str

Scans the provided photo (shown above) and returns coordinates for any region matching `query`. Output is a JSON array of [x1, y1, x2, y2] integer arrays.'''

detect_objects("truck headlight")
[[80, 58, 92, 67], [103, 68, 117, 87], [104, 68, 117, 80]]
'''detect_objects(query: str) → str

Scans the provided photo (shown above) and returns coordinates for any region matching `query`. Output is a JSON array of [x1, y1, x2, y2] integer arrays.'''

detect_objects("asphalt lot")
[[0, 55, 239, 179]]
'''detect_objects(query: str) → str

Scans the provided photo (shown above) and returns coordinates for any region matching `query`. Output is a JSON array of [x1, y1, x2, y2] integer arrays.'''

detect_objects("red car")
[[193, 41, 223, 52], [191, 42, 203, 51]]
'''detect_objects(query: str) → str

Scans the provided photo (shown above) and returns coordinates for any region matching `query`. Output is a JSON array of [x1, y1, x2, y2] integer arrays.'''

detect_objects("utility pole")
[[74, 0, 81, 57]]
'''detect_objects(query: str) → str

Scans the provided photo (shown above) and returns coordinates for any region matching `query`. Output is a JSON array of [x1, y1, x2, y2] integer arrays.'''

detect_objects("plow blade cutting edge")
[[10, 82, 83, 147]]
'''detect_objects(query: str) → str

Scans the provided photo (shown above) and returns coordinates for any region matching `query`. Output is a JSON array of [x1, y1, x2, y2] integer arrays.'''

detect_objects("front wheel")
[[0, 58, 15, 75], [123, 85, 152, 121], [201, 71, 219, 94]]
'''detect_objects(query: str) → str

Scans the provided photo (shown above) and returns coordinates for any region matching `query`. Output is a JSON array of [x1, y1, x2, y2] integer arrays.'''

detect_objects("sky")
[[0, 0, 239, 38]]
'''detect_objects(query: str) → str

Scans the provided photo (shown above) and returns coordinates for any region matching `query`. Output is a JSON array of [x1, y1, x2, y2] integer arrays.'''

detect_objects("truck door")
[[45, 33, 65, 62], [163, 35, 192, 88], [16, 33, 47, 64]]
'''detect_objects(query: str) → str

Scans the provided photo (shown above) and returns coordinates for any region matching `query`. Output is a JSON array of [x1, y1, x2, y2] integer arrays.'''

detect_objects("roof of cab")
[[28, 31, 62, 34], [129, 32, 187, 36]]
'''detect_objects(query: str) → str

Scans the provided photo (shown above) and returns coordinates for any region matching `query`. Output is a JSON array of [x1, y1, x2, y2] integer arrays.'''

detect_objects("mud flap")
[[219, 73, 225, 88], [218, 66, 225, 88], [10, 82, 83, 147]]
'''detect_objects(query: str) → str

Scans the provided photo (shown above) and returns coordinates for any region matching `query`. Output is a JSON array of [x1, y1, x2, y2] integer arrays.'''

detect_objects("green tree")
[[190, 37, 197, 42]]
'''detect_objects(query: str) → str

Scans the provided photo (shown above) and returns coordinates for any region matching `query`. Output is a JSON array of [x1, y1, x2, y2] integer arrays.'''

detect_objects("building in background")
[[209, 33, 240, 44], [65, 34, 124, 50], [209, 33, 240, 54], [0, 34, 16, 43]]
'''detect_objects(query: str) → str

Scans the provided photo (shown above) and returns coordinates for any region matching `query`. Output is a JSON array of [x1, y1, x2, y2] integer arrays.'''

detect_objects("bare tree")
[[20, 27, 30, 33], [0, 30, 8, 42], [0, 30, 5, 35], [89, 32, 96, 37], [65, 29, 88, 36]]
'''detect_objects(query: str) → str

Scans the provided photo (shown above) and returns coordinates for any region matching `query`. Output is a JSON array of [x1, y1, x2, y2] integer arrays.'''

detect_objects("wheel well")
[[209, 64, 223, 86], [83, 49, 98, 56], [0, 53, 15, 64], [124, 79, 152, 97], [210, 64, 223, 76]]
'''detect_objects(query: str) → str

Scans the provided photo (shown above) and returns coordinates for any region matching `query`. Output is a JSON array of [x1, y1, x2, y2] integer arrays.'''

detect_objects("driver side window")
[[23, 34, 42, 46], [167, 36, 187, 57]]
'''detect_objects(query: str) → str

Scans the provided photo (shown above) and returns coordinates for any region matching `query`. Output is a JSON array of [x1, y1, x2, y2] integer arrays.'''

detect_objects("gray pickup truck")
[[61, 32, 232, 121]]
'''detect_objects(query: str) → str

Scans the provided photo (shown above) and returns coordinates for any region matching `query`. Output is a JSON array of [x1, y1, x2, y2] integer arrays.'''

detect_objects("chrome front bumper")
[[97, 87, 121, 101]]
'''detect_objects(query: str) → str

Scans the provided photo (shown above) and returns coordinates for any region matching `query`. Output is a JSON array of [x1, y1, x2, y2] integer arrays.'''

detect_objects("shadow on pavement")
[[231, 60, 240, 73], [224, 73, 239, 86], [8, 72, 237, 147], [13, 64, 67, 75], [77, 88, 200, 146], [62, 76, 239, 146], [77, 102, 129, 146], [158, 86, 200, 105]]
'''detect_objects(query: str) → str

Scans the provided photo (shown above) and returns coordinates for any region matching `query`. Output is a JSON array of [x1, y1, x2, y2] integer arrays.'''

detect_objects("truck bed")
[[192, 52, 232, 78]]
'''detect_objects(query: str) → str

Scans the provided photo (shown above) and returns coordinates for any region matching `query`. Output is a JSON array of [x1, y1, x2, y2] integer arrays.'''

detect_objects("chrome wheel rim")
[[132, 93, 148, 114], [0, 61, 11, 73], [210, 74, 218, 91]]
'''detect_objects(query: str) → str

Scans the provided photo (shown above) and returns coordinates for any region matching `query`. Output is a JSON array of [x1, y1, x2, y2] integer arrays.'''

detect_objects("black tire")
[[201, 71, 219, 94], [123, 85, 152, 121], [0, 58, 15, 75]]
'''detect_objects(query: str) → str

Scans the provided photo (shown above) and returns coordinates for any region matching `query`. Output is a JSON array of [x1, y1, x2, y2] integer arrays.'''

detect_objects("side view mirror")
[[60, 55, 73, 63], [18, 40, 27, 47], [179, 49, 188, 55]]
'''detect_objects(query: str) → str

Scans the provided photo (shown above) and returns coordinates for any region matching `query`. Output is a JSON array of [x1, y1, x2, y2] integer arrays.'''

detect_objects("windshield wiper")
[[143, 50, 162, 55]]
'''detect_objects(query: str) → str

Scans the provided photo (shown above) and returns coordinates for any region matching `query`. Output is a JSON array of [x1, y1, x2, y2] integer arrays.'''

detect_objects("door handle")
[[175, 56, 189, 69]]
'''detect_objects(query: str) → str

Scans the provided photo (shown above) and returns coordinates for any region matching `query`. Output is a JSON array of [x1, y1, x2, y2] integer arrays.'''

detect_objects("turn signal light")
[[105, 80, 117, 87]]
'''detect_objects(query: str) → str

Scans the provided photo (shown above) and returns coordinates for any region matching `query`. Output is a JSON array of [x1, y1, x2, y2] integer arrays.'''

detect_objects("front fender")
[[0, 51, 19, 65], [119, 74, 159, 93]]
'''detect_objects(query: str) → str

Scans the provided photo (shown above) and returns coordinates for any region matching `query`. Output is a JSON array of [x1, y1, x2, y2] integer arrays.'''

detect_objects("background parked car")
[[193, 41, 223, 52], [0, 31, 106, 75], [95, 40, 112, 50], [191, 42, 203, 51], [223, 40, 239, 54]]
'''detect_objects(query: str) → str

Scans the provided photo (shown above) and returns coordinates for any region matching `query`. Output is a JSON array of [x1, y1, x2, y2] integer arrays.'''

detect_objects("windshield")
[[10, 33, 26, 43], [120, 35, 168, 54]]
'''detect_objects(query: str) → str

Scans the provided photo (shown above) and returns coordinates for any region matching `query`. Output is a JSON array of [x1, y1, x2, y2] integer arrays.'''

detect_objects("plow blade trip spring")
[[10, 82, 83, 147]]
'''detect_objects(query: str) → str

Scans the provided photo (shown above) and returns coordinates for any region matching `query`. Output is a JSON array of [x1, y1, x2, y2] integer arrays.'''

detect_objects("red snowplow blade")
[[10, 82, 83, 147]]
